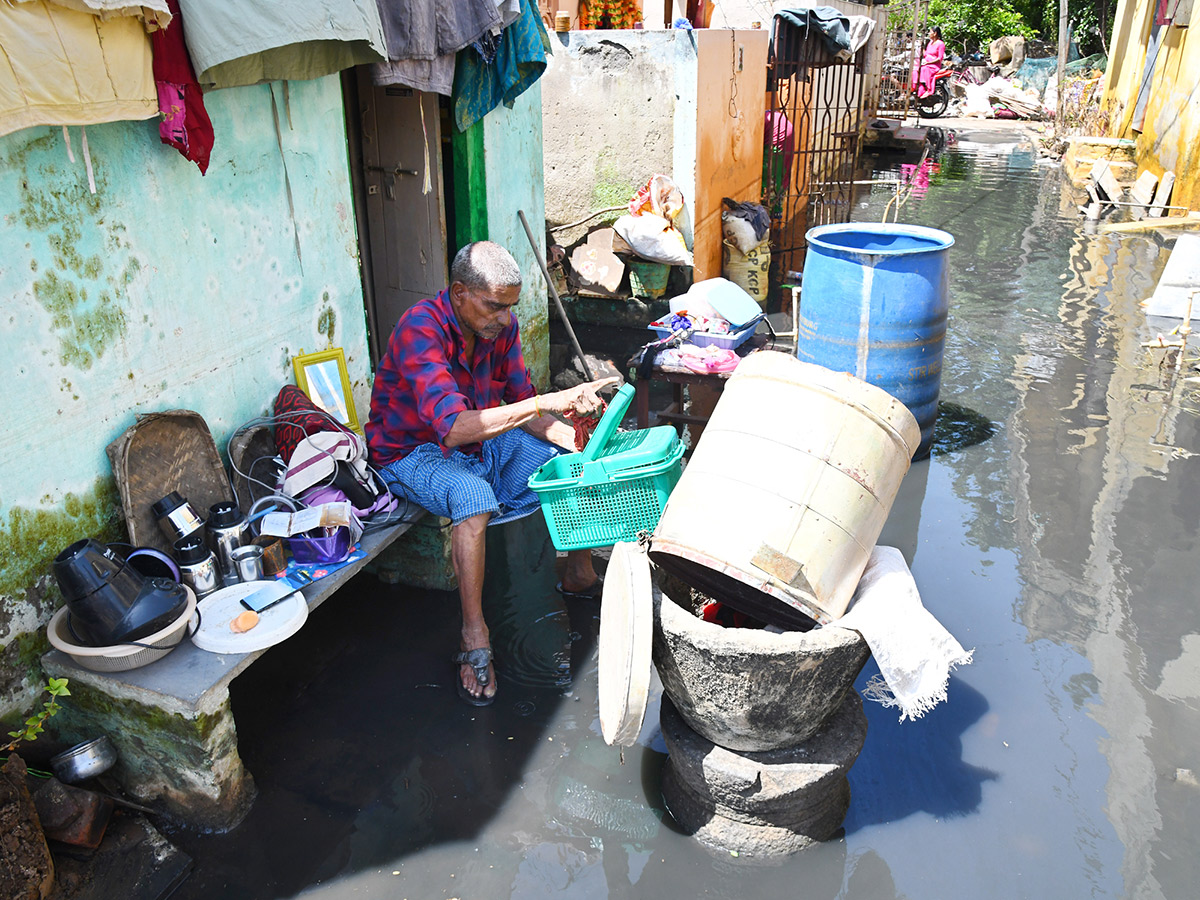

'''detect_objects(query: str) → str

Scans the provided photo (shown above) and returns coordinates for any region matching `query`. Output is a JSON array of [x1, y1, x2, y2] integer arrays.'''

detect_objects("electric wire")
[[225, 410, 411, 533]]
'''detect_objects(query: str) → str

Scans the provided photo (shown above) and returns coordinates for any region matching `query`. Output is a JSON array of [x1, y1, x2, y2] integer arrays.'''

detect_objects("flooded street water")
[[168, 128, 1200, 899]]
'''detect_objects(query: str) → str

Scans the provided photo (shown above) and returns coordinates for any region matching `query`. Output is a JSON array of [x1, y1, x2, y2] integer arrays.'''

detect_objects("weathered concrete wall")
[[542, 28, 769, 280], [0, 75, 369, 716], [541, 30, 679, 246], [483, 83, 551, 389], [1102, 2, 1200, 212]]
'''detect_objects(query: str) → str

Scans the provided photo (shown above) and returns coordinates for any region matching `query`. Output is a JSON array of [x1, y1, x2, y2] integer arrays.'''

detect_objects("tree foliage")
[[925, 0, 1036, 56], [891, 0, 1116, 59]]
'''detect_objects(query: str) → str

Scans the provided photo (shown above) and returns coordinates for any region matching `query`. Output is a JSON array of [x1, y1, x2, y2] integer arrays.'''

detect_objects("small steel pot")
[[50, 736, 118, 783]]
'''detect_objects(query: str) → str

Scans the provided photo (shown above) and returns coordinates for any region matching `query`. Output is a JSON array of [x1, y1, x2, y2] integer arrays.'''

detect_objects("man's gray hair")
[[450, 241, 522, 292]]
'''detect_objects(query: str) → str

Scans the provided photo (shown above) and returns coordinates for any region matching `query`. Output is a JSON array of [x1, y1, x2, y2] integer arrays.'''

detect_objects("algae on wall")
[[0, 75, 370, 717], [0, 479, 125, 708]]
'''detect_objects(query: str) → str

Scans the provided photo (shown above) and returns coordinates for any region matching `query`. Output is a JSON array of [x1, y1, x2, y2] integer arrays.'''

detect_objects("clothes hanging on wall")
[[371, 0, 501, 96], [0, 0, 163, 138], [150, 0, 213, 173], [452, 0, 549, 132], [177, 0, 386, 89], [771, 6, 853, 82]]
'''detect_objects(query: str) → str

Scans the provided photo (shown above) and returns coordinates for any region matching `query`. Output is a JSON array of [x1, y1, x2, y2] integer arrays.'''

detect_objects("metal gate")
[[765, 23, 866, 281], [877, 0, 930, 118]]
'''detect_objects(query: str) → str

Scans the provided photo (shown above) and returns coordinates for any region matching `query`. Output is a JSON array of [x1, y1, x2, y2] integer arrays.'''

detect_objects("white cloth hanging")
[[831, 546, 973, 721]]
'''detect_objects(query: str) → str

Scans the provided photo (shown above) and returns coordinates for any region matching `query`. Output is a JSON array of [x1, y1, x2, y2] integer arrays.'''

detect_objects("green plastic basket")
[[528, 384, 684, 551]]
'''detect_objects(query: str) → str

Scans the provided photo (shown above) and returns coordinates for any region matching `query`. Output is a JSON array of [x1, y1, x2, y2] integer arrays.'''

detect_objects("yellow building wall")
[[1102, 1, 1200, 211]]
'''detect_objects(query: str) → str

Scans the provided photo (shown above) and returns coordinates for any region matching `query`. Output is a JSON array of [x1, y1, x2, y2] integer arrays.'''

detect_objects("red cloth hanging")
[[150, 0, 214, 174]]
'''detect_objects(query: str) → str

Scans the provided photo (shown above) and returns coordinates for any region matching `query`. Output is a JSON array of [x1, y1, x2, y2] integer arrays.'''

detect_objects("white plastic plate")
[[191, 580, 308, 654]]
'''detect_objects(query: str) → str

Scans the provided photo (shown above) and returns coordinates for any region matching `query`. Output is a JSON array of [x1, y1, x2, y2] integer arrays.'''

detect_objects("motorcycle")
[[912, 67, 952, 118]]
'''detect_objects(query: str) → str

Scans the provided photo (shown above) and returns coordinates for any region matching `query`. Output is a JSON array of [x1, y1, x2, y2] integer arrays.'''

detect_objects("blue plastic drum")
[[798, 223, 954, 459]]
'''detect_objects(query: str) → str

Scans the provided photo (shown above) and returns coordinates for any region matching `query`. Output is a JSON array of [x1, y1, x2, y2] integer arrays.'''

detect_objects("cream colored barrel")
[[649, 351, 920, 627]]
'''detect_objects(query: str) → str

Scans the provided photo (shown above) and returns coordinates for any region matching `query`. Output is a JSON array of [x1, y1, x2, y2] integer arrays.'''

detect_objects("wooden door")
[[354, 72, 448, 361]]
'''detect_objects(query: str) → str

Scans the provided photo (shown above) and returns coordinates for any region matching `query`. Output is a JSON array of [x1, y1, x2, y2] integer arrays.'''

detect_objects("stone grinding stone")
[[661, 762, 851, 858], [659, 693, 866, 857], [652, 587, 870, 751]]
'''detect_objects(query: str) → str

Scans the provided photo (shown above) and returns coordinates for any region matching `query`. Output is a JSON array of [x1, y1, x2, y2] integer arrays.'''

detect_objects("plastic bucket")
[[798, 223, 953, 459], [649, 351, 920, 628], [628, 259, 670, 298]]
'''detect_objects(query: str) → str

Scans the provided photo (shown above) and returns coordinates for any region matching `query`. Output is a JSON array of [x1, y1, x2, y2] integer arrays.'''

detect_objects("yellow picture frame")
[[292, 348, 361, 434]]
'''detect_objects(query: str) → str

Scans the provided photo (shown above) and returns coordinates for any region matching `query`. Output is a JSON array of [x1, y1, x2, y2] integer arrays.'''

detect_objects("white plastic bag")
[[963, 82, 993, 118], [721, 213, 760, 255], [613, 213, 694, 267], [629, 174, 686, 220]]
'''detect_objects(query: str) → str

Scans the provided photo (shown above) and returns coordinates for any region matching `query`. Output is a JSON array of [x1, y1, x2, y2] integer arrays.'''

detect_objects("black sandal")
[[452, 647, 495, 707]]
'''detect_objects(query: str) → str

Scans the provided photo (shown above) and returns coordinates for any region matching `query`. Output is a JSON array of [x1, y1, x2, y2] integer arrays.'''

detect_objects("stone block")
[[1063, 135, 1138, 166], [659, 693, 866, 857], [1089, 159, 1124, 203], [652, 581, 870, 751], [1131, 170, 1158, 208], [1150, 171, 1176, 218], [662, 763, 850, 857], [36, 673, 254, 832], [371, 517, 457, 592]]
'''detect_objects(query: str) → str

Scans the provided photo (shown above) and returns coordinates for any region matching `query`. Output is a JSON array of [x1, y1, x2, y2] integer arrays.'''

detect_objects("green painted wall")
[[0, 75, 369, 713], [481, 84, 550, 390]]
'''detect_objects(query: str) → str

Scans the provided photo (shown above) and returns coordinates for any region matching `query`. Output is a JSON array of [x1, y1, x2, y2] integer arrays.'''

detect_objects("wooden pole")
[[1056, 0, 1069, 134], [518, 209, 594, 382]]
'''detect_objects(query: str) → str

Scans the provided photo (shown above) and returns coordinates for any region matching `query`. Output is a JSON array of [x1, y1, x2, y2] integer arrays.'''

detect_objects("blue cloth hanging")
[[452, 0, 549, 133]]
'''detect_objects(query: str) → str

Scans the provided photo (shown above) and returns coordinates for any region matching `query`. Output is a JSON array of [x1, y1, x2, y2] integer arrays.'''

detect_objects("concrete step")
[[1063, 136, 1138, 186]]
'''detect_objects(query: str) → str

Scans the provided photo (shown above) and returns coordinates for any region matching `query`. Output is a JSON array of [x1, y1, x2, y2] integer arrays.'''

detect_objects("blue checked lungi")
[[378, 428, 559, 527]]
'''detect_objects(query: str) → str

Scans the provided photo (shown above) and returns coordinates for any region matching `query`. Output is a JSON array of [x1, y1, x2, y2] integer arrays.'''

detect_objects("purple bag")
[[288, 527, 353, 565]]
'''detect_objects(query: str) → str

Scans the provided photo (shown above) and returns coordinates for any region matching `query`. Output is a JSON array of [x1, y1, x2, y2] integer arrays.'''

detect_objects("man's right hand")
[[539, 377, 621, 419]]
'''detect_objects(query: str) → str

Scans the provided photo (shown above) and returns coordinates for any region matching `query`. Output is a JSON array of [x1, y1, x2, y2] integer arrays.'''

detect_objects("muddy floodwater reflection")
[[169, 131, 1200, 899]]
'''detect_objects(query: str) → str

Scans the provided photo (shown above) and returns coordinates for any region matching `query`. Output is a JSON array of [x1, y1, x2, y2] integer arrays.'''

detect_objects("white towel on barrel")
[[831, 546, 973, 721]]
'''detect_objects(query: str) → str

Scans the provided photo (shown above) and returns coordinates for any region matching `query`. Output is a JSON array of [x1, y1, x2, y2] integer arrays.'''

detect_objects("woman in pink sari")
[[913, 26, 946, 99]]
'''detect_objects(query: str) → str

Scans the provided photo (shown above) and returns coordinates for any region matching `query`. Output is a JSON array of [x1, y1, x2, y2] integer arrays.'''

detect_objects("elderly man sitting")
[[366, 241, 614, 706]]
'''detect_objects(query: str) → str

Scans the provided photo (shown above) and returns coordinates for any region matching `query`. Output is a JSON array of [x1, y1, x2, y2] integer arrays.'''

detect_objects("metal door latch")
[[366, 164, 420, 200]]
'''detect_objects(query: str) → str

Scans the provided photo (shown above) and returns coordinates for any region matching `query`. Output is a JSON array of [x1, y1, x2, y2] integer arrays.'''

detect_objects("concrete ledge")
[[42, 508, 426, 829], [372, 515, 456, 592]]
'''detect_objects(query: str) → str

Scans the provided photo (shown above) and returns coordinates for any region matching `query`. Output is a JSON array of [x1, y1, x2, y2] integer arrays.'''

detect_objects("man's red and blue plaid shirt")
[[365, 289, 536, 465]]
